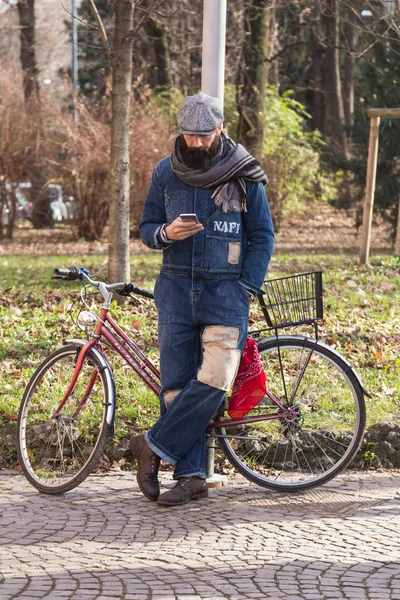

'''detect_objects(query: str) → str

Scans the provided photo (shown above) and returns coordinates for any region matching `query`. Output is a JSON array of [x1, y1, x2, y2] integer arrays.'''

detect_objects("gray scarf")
[[170, 131, 268, 213]]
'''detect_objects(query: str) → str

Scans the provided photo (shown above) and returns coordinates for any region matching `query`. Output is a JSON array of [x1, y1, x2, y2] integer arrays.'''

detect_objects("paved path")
[[0, 470, 399, 600]]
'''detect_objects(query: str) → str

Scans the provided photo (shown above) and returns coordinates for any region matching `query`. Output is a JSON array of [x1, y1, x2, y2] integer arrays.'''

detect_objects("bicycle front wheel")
[[17, 345, 112, 494], [218, 336, 366, 491]]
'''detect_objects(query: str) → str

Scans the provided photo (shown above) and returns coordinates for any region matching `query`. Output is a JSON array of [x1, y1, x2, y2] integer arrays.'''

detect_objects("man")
[[130, 92, 274, 507]]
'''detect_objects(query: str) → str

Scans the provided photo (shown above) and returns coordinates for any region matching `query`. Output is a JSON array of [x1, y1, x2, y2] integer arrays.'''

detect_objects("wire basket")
[[257, 271, 323, 329]]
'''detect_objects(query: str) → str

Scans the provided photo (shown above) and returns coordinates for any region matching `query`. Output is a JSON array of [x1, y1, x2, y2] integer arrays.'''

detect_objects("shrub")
[[129, 86, 173, 235], [225, 85, 339, 231], [1, 77, 338, 240], [0, 70, 172, 241], [262, 89, 339, 230], [0, 69, 34, 238]]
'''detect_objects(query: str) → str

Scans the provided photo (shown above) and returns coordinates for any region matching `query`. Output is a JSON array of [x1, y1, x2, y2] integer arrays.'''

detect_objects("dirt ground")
[[276, 204, 393, 256], [0, 203, 394, 257]]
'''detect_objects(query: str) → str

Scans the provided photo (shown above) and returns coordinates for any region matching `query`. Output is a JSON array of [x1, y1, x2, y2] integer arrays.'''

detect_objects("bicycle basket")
[[258, 271, 323, 328]]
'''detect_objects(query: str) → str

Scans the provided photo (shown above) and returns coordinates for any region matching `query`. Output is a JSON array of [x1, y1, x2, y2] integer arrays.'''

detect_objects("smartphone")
[[180, 213, 199, 223]]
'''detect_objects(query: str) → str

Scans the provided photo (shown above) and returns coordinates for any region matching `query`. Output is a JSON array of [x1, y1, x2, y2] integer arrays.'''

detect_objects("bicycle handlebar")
[[132, 287, 154, 300], [53, 267, 82, 281], [52, 267, 154, 300], [117, 283, 154, 299]]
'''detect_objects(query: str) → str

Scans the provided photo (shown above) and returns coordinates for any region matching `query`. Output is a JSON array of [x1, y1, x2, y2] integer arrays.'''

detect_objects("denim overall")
[[139, 157, 274, 479]]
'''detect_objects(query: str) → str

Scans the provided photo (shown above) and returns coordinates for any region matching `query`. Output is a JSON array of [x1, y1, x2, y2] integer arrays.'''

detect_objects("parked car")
[[0, 183, 32, 225], [0, 182, 75, 225]]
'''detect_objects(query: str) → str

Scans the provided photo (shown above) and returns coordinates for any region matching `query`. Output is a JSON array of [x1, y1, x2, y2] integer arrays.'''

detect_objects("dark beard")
[[179, 134, 221, 170]]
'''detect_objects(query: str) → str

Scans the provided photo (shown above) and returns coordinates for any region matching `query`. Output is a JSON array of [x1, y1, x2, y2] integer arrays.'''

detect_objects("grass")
[[272, 254, 400, 425], [0, 251, 399, 452]]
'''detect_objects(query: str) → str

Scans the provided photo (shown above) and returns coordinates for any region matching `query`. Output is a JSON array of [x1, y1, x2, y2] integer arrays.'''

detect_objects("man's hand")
[[165, 217, 204, 241]]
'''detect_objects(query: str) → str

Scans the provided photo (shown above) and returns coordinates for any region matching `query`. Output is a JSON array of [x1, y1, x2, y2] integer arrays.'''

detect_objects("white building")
[[0, 0, 82, 101]]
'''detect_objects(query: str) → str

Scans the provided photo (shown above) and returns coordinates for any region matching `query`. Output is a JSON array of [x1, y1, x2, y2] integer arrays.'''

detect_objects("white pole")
[[202, 2, 227, 483], [201, 0, 227, 109]]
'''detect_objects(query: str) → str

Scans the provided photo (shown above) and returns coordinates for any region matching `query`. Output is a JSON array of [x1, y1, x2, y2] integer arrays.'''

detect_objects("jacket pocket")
[[205, 235, 242, 271], [164, 191, 188, 222], [228, 242, 241, 265]]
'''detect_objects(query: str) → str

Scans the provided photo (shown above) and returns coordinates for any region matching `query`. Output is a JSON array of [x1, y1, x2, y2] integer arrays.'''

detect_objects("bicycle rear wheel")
[[17, 345, 112, 494], [218, 336, 366, 491]]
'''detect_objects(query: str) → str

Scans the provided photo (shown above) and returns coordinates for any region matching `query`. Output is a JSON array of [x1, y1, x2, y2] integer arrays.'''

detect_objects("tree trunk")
[[142, 2, 171, 89], [17, 0, 52, 229], [31, 165, 52, 229], [236, 0, 271, 159], [108, 0, 135, 283], [311, 0, 327, 133], [17, 0, 40, 102], [324, 0, 348, 155], [395, 198, 400, 256], [343, 3, 357, 131], [5, 189, 17, 240], [0, 180, 5, 240]]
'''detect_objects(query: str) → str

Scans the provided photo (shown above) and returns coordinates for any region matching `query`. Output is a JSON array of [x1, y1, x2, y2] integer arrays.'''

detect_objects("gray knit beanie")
[[177, 92, 224, 135]]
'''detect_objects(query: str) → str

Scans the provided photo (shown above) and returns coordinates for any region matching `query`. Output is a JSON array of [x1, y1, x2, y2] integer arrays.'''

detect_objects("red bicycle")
[[17, 267, 367, 495]]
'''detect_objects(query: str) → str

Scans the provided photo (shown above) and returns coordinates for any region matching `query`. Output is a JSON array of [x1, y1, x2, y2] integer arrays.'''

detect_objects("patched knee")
[[164, 389, 182, 409], [197, 326, 241, 391]]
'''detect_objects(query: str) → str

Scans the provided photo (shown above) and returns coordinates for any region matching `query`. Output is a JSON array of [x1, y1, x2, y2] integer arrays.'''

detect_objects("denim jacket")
[[140, 156, 274, 295]]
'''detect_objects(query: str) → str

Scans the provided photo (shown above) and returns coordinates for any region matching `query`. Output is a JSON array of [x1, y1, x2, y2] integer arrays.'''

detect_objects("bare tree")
[[237, 0, 271, 158], [324, 0, 348, 155], [311, 0, 327, 134], [141, 0, 172, 88], [17, 0, 40, 101], [17, 0, 52, 229], [86, 0, 178, 281], [108, 0, 135, 283], [343, 0, 357, 130]]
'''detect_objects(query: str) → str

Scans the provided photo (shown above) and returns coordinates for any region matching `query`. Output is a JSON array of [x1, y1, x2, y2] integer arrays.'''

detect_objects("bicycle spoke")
[[310, 431, 353, 451], [18, 347, 108, 492], [219, 337, 365, 491], [274, 442, 289, 481], [270, 436, 280, 472]]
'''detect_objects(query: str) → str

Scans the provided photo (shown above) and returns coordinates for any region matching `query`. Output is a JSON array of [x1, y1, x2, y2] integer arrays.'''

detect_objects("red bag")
[[228, 338, 267, 419]]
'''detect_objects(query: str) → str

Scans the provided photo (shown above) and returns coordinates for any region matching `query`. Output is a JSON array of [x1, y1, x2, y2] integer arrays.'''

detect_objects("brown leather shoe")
[[157, 476, 208, 507], [130, 433, 160, 501]]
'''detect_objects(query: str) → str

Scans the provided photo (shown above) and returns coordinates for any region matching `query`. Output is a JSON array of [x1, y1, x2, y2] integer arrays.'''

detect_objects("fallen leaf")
[[380, 283, 395, 292], [381, 383, 396, 396]]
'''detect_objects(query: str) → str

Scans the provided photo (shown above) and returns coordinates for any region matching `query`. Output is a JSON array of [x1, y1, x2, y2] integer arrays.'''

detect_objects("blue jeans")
[[145, 273, 249, 479]]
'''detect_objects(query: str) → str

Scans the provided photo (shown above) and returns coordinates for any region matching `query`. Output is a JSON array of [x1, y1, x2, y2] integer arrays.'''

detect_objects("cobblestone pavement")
[[1, 470, 399, 600]]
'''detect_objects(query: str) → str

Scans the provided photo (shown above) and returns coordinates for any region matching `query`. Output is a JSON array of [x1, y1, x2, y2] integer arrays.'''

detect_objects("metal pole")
[[202, 0, 227, 485], [359, 116, 380, 265], [201, 0, 227, 109], [71, 0, 78, 125]]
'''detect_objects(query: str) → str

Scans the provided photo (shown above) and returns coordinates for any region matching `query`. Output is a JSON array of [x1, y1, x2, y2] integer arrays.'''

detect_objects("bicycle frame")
[[96, 308, 161, 395], [208, 390, 298, 430], [53, 302, 298, 434], [53, 306, 161, 420]]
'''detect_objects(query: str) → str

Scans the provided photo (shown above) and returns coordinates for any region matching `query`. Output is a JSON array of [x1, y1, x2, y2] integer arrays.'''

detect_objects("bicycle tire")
[[17, 344, 113, 494], [218, 336, 366, 492]]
